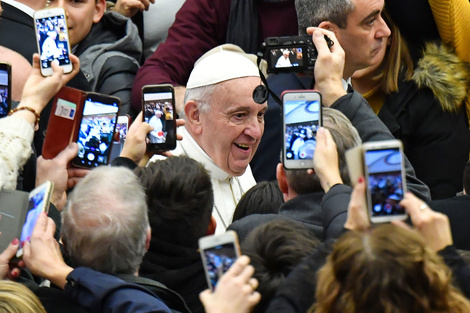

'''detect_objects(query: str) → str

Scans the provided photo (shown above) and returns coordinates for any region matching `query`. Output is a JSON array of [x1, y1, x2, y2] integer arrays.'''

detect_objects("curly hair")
[[311, 224, 470, 313]]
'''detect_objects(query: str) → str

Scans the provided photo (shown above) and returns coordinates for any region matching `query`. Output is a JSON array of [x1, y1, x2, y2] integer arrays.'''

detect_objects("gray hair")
[[62, 166, 149, 275], [181, 84, 218, 120], [295, 0, 355, 34]]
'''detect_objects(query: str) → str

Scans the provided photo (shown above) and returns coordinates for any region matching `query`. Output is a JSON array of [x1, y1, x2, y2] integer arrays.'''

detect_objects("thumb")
[[55, 142, 79, 164]]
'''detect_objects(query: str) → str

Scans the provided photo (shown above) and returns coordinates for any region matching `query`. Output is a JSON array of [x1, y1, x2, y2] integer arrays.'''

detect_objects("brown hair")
[[373, 12, 414, 94], [311, 224, 470, 313]]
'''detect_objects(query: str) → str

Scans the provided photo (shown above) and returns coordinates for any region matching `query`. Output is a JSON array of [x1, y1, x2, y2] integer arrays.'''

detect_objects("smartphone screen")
[[0, 63, 11, 118], [364, 147, 406, 220], [202, 242, 238, 290], [16, 182, 53, 257], [35, 9, 72, 74], [109, 116, 128, 162], [283, 92, 321, 169], [74, 96, 119, 167], [143, 86, 176, 151]]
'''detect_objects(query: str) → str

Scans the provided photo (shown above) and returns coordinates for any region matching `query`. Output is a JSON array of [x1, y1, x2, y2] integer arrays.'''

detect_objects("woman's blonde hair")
[[311, 224, 470, 313], [0, 281, 46, 313]]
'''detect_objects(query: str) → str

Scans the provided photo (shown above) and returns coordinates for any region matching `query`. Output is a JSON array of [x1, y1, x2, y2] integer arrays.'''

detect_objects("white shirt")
[[149, 126, 256, 234]]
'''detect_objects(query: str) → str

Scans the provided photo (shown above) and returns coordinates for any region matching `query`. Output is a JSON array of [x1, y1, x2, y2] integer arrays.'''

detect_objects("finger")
[[249, 291, 262, 306], [175, 119, 185, 127], [199, 289, 211, 301], [228, 255, 251, 278], [32, 212, 49, 236], [55, 142, 79, 165], [45, 217, 57, 238], [0, 239, 20, 262], [315, 127, 327, 145], [141, 0, 151, 10], [9, 267, 21, 280], [248, 277, 259, 290], [31, 54, 41, 73], [135, 122, 153, 139]]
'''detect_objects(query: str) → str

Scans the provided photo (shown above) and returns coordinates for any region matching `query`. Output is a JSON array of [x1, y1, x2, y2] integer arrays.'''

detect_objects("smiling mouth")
[[235, 143, 250, 151]]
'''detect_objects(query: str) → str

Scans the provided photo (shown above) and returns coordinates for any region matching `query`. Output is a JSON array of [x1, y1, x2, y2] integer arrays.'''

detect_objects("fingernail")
[[12, 271, 18, 278], [358, 177, 364, 183], [11, 238, 19, 245]]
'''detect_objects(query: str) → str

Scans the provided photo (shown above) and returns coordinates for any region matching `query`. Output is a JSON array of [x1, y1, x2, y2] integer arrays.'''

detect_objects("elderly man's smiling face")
[[196, 77, 267, 176]]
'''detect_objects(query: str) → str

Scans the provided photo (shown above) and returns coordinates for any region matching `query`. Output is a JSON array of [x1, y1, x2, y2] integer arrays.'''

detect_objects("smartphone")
[[282, 91, 322, 169], [363, 140, 408, 223], [142, 84, 177, 151], [109, 115, 129, 161], [34, 8, 73, 76], [0, 62, 11, 118], [199, 231, 241, 290], [16, 181, 54, 258], [72, 93, 120, 168]]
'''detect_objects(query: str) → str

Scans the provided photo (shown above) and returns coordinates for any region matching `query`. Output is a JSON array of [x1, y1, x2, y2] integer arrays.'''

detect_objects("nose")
[[244, 117, 264, 140], [376, 15, 391, 39]]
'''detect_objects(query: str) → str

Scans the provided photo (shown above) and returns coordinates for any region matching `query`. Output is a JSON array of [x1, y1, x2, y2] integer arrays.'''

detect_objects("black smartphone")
[[199, 231, 241, 290], [142, 84, 177, 151], [281, 90, 322, 169], [0, 62, 11, 118], [363, 140, 408, 223], [72, 93, 120, 168]]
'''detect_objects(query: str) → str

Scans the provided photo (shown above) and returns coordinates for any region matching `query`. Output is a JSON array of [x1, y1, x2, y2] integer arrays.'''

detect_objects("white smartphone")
[[199, 230, 241, 290], [34, 8, 73, 76], [282, 90, 322, 169], [363, 140, 408, 223], [16, 181, 54, 258]]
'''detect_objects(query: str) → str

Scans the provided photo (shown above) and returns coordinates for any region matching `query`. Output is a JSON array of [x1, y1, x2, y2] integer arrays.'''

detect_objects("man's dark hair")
[[241, 219, 320, 313], [135, 156, 214, 249], [232, 181, 284, 222]]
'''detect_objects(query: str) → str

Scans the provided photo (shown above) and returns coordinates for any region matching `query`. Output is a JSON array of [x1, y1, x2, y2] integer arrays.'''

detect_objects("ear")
[[276, 163, 289, 194], [206, 216, 217, 235], [145, 228, 151, 251], [93, 0, 106, 24], [184, 100, 203, 135], [318, 21, 337, 33]]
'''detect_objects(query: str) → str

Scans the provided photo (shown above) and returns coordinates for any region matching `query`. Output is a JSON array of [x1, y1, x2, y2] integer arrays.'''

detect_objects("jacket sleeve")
[[331, 91, 431, 201], [65, 267, 172, 313], [428, 0, 470, 62], [131, 0, 231, 112], [321, 184, 352, 241]]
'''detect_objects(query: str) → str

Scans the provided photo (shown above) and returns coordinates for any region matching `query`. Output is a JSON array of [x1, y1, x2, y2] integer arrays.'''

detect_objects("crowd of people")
[[1, 0, 470, 312]]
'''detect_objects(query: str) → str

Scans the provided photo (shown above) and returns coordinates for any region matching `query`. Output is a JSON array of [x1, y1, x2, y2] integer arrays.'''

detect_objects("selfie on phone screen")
[[365, 148, 406, 218]]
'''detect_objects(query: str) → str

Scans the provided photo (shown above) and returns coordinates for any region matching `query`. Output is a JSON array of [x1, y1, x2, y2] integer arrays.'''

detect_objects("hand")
[[120, 112, 152, 164], [18, 53, 80, 114], [200, 255, 261, 313], [122, 115, 185, 165], [394, 192, 453, 252], [22, 213, 73, 289], [36, 143, 79, 211], [112, 0, 155, 17], [67, 167, 90, 190], [312, 127, 343, 192], [0, 235, 21, 280], [344, 177, 371, 231], [306, 28, 346, 107]]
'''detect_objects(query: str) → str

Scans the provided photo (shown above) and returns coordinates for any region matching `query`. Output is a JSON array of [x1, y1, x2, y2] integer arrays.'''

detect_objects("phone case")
[[42, 86, 86, 159], [0, 189, 30, 252]]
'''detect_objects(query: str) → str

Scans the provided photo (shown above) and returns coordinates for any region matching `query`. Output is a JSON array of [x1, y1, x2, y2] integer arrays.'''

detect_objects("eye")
[[233, 112, 247, 119], [257, 111, 266, 121]]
